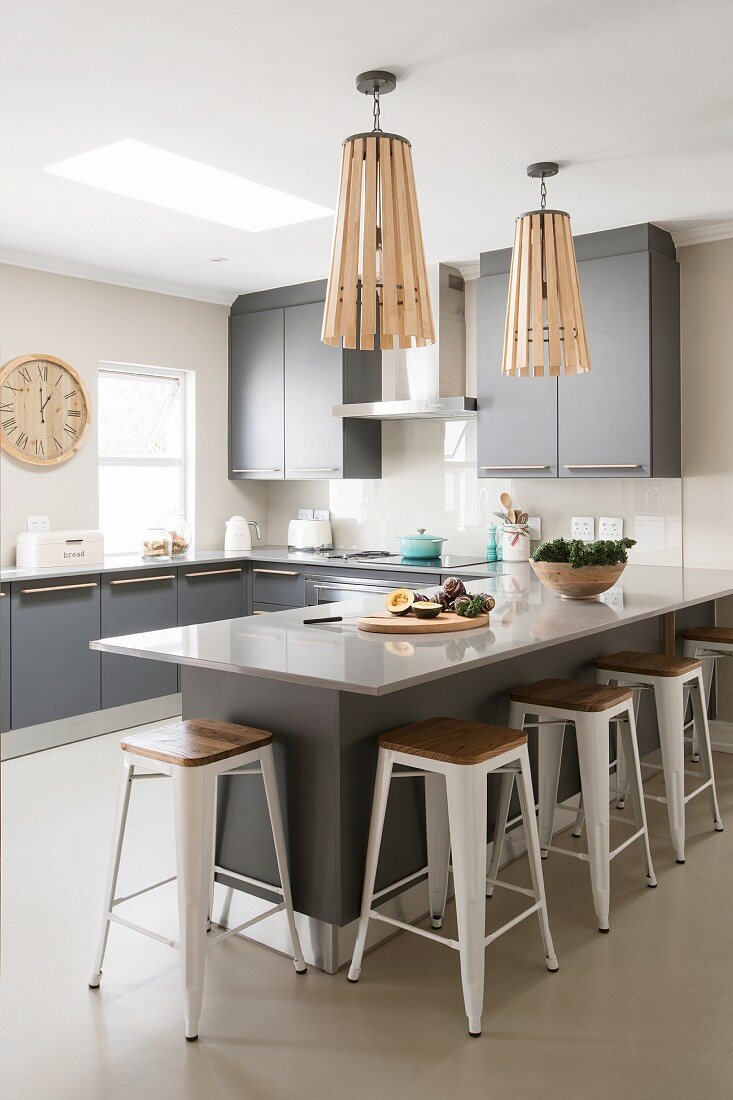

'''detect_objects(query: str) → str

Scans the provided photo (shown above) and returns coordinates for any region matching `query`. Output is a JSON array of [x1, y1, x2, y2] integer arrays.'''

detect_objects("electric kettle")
[[224, 516, 261, 552]]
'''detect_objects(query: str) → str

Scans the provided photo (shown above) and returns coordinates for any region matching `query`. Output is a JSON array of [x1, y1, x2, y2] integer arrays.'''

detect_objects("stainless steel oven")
[[304, 573, 397, 606]]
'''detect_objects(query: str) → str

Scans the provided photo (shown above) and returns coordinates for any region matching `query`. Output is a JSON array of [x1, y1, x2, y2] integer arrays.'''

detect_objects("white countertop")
[[0, 546, 495, 584], [90, 565, 733, 697]]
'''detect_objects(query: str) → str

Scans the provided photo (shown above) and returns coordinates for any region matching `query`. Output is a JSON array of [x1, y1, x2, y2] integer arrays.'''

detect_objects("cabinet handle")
[[110, 574, 176, 586], [0, 591, 5, 597], [232, 468, 281, 473], [253, 568, 300, 576], [253, 610, 272, 615], [21, 581, 98, 594], [287, 467, 339, 473], [480, 465, 550, 471], [184, 568, 242, 578], [563, 464, 641, 470]]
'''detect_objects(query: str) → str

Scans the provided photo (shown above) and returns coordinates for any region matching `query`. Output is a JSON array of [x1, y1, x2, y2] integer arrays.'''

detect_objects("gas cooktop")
[[321, 550, 492, 569]]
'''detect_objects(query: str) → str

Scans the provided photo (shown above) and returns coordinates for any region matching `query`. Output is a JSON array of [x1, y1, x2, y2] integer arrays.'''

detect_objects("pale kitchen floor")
[[2, 724, 733, 1100]]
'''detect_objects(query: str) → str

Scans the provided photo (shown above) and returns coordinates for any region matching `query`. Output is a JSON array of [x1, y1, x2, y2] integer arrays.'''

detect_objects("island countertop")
[[91, 564, 733, 697]]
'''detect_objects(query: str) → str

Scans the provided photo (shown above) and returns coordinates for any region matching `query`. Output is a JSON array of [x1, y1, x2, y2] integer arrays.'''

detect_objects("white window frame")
[[98, 361, 193, 544]]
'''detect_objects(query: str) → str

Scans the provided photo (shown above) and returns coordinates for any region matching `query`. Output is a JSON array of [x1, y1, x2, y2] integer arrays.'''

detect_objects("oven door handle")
[[310, 582, 394, 597]]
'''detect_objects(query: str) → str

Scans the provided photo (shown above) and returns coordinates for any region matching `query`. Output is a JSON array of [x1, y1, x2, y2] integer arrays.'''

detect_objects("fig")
[[385, 588, 415, 616]]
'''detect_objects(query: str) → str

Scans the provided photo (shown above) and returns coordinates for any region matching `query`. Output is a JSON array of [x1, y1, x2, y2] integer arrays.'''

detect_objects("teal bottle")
[[486, 525, 497, 563], [496, 524, 504, 561]]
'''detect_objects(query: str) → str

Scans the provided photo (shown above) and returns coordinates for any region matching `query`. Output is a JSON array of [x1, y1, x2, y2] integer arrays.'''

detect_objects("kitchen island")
[[92, 564, 733, 971]]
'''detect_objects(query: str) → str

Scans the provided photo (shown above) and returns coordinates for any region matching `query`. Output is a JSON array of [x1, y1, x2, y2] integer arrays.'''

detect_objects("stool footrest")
[[370, 910, 459, 950], [112, 874, 177, 908], [209, 902, 285, 944], [214, 865, 284, 897], [484, 902, 542, 947], [107, 912, 179, 951], [372, 865, 428, 903], [609, 829, 645, 861], [484, 877, 536, 899]]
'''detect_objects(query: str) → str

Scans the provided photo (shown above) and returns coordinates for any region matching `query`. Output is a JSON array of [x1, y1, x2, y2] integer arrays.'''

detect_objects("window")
[[98, 364, 191, 554]]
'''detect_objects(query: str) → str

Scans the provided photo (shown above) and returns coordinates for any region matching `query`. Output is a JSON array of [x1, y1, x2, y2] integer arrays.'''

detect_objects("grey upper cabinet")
[[476, 272, 559, 478], [101, 570, 179, 709], [558, 249, 679, 477], [230, 309, 285, 480], [178, 563, 245, 627], [229, 281, 381, 481], [284, 302, 344, 478], [1, 589, 9, 733], [477, 223, 680, 479], [10, 574, 101, 729]]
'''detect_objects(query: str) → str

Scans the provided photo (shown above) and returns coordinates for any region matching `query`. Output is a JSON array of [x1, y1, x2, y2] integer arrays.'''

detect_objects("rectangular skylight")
[[45, 139, 333, 232]]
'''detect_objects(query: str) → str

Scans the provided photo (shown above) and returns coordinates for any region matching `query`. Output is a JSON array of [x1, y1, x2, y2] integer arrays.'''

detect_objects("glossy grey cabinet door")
[[1, 589, 9, 732], [559, 252, 650, 477], [10, 575, 101, 728], [284, 301, 343, 478], [230, 309, 285, 479], [101, 570, 179, 709], [178, 564, 245, 626], [476, 273, 558, 478]]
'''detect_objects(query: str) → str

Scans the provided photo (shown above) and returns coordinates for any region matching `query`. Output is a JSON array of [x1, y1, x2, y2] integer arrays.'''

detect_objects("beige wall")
[[679, 238, 733, 716], [0, 263, 266, 566]]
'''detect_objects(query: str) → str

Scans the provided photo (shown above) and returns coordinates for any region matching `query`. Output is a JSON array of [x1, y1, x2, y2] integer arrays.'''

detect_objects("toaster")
[[287, 518, 333, 552]]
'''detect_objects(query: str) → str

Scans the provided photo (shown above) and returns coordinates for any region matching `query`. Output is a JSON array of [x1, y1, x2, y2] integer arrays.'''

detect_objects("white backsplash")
[[266, 419, 682, 566]]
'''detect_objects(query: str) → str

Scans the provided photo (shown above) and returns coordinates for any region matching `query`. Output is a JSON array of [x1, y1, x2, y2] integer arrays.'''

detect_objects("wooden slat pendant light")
[[322, 70, 435, 352], [502, 163, 590, 377]]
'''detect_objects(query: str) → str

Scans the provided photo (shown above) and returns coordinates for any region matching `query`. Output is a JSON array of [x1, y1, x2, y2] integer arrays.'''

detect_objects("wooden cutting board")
[[356, 611, 490, 635]]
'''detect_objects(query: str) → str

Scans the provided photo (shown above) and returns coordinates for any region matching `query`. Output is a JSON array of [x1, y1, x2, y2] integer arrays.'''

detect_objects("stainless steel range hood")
[[332, 263, 476, 421]]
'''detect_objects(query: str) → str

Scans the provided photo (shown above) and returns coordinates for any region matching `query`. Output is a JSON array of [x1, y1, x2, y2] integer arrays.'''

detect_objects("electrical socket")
[[571, 516, 595, 542], [526, 516, 542, 541], [27, 515, 50, 533], [598, 516, 624, 540]]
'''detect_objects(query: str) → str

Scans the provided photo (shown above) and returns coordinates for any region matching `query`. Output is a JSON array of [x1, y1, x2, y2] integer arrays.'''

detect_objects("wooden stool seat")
[[120, 719, 272, 768], [379, 717, 526, 765], [510, 678, 632, 713], [683, 626, 733, 646], [594, 650, 700, 678]]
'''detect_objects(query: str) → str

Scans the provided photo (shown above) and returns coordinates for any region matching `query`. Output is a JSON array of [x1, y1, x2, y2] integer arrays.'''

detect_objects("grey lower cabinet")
[[178, 563, 246, 627], [1, 589, 9, 732], [251, 564, 306, 607], [476, 272, 559, 478], [477, 223, 680, 479], [229, 309, 285, 480], [10, 574, 101, 729], [100, 569, 179, 709]]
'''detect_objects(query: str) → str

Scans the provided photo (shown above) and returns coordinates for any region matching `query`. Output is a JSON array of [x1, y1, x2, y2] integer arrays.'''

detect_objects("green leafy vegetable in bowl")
[[532, 537, 636, 570]]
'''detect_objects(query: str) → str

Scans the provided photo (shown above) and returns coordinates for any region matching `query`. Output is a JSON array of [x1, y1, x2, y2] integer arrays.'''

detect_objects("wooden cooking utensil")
[[500, 491, 512, 514]]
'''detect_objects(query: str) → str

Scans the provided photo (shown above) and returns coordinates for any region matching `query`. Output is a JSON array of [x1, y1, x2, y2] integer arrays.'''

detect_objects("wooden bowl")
[[530, 560, 627, 600]]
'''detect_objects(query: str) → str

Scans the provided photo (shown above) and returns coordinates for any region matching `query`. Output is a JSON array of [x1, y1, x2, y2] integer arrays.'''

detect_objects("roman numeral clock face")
[[0, 355, 91, 465]]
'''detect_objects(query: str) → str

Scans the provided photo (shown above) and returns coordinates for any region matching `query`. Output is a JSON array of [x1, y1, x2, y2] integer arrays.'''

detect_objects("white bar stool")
[[89, 719, 306, 1040], [348, 717, 558, 1037], [682, 627, 733, 759], [594, 651, 723, 863], [505, 679, 656, 934]]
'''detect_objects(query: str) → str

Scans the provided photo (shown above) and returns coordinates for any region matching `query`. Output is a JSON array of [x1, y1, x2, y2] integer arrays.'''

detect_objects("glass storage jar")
[[164, 512, 192, 557], [142, 527, 172, 559]]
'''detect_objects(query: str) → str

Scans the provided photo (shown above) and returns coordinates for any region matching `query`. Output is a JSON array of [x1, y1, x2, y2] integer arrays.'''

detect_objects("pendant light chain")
[[540, 175, 547, 210], [372, 89, 382, 132]]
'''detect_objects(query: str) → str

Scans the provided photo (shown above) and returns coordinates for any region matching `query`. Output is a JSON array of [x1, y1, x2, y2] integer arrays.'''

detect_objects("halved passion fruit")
[[412, 601, 443, 620], [385, 588, 415, 616]]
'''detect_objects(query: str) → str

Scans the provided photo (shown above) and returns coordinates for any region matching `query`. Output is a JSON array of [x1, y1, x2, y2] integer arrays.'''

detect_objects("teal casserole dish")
[[397, 529, 446, 559]]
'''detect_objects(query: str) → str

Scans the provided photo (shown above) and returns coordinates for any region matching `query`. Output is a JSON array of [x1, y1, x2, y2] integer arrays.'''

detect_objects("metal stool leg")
[[348, 750, 393, 982], [537, 722, 564, 858], [655, 678, 687, 863], [172, 766, 216, 1041], [485, 769, 513, 898], [689, 670, 724, 832], [260, 746, 307, 973], [446, 764, 488, 1037], [425, 773, 451, 929], [618, 704, 657, 887], [516, 746, 558, 971], [575, 714, 611, 932], [89, 759, 135, 989]]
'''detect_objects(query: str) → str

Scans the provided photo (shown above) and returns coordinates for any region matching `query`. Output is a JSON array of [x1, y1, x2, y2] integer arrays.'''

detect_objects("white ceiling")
[[2, 0, 732, 304]]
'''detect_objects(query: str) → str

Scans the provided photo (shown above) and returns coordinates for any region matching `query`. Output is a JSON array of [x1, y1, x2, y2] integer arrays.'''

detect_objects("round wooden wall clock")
[[0, 354, 91, 465]]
